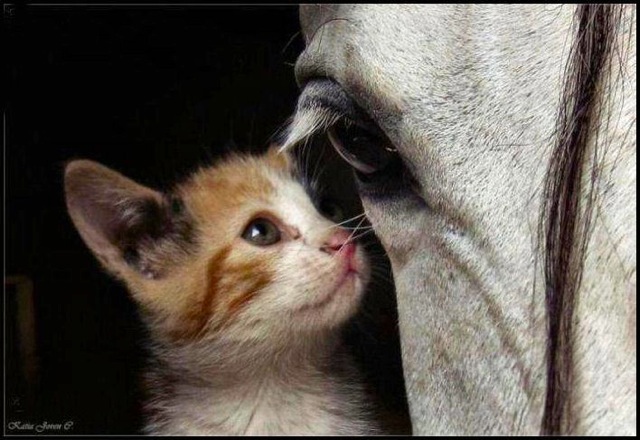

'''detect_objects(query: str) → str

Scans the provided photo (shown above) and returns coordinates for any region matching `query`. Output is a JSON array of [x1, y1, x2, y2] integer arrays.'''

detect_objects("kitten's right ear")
[[64, 160, 165, 279]]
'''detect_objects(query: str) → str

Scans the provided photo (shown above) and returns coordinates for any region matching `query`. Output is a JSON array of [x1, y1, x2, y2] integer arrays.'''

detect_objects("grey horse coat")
[[284, 5, 636, 435]]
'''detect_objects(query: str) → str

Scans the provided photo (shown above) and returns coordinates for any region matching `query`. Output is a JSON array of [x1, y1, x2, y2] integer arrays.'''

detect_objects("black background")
[[5, 4, 410, 435]]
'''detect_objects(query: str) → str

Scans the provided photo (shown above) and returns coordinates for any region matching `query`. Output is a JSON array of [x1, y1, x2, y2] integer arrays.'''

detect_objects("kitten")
[[63, 146, 377, 435]]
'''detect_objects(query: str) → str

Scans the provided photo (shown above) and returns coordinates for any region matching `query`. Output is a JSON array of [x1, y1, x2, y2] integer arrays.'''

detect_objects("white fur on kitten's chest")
[[145, 358, 372, 436]]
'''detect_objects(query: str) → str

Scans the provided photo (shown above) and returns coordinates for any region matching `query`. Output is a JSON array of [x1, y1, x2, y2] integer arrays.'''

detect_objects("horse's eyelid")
[[324, 109, 379, 135]]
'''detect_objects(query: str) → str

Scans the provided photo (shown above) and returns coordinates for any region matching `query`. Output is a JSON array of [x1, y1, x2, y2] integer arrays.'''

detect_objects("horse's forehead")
[[299, 4, 457, 41], [296, 5, 574, 107], [297, 6, 463, 141], [296, 5, 575, 168], [298, 5, 461, 81]]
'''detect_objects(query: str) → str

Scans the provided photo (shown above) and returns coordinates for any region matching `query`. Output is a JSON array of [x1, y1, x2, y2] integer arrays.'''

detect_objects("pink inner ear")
[[64, 160, 161, 267], [73, 186, 122, 243]]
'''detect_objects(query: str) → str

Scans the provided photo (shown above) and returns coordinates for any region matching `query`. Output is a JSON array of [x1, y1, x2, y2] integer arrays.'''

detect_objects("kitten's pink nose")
[[320, 229, 355, 257]]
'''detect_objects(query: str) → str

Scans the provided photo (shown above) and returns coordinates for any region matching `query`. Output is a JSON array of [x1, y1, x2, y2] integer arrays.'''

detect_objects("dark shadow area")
[[5, 5, 410, 435]]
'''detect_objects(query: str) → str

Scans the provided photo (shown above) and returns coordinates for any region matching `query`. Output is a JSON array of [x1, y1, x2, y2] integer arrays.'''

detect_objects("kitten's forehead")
[[178, 151, 297, 220], [273, 177, 325, 233], [177, 150, 329, 243]]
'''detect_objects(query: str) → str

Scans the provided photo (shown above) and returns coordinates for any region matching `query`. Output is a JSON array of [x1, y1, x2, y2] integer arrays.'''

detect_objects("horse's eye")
[[242, 218, 281, 246], [319, 199, 344, 223], [327, 119, 398, 175]]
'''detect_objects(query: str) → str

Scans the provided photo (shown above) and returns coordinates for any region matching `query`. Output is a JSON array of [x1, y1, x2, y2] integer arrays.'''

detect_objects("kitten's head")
[[64, 147, 369, 345]]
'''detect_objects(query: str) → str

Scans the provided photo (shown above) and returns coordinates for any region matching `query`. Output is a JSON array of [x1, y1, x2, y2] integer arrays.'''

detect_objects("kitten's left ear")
[[64, 160, 178, 281]]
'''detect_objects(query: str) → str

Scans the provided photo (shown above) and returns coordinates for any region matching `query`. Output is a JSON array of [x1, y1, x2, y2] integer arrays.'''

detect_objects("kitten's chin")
[[294, 273, 366, 329]]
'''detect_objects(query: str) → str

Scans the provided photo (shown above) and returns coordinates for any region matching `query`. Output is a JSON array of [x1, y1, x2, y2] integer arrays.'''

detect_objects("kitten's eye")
[[242, 218, 281, 246], [319, 199, 344, 223], [327, 119, 398, 175]]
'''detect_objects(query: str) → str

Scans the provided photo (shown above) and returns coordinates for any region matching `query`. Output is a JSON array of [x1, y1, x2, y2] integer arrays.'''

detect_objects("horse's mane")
[[540, 4, 629, 435]]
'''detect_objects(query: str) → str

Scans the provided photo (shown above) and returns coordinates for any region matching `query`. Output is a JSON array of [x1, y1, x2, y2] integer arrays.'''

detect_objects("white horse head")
[[283, 5, 636, 435]]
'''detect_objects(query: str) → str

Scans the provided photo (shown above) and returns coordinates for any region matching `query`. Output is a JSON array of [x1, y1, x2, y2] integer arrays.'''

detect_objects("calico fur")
[[64, 147, 377, 435]]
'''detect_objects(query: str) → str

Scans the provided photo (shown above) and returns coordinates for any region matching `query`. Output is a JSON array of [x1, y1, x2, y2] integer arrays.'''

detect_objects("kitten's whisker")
[[310, 146, 326, 192], [318, 212, 367, 233], [341, 223, 373, 229], [303, 138, 315, 190], [342, 226, 374, 232], [341, 217, 367, 250], [348, 229, 374, 243], [334, 212, 366, 227]]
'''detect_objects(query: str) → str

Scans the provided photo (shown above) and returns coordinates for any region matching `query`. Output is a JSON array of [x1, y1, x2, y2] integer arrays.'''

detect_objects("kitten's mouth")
[[295, 242, 367, 315], [297, 261, 363, 314]]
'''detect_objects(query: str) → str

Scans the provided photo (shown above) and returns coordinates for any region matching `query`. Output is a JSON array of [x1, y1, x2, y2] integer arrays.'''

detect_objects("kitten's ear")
[[64, 160, 168, 280]]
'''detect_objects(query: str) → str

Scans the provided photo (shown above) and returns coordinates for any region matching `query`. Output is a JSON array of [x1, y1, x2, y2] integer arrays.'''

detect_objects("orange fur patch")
[[224, 260, 272, 317], [172, 246, 274, 342], [167, 246, 231, 342], [178, 152, 292, 228], [133, 151, 292, 343]]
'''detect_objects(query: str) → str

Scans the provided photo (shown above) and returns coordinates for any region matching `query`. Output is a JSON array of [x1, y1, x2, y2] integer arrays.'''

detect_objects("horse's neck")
[[395, 5, 637, 434]]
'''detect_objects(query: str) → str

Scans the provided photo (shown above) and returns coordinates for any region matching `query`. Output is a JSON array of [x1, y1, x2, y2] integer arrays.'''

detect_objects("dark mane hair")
[[540, 4, 627, 435]]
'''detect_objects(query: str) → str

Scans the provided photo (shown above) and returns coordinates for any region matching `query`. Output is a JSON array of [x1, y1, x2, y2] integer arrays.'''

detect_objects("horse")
[[282, 5, 636, 435]]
